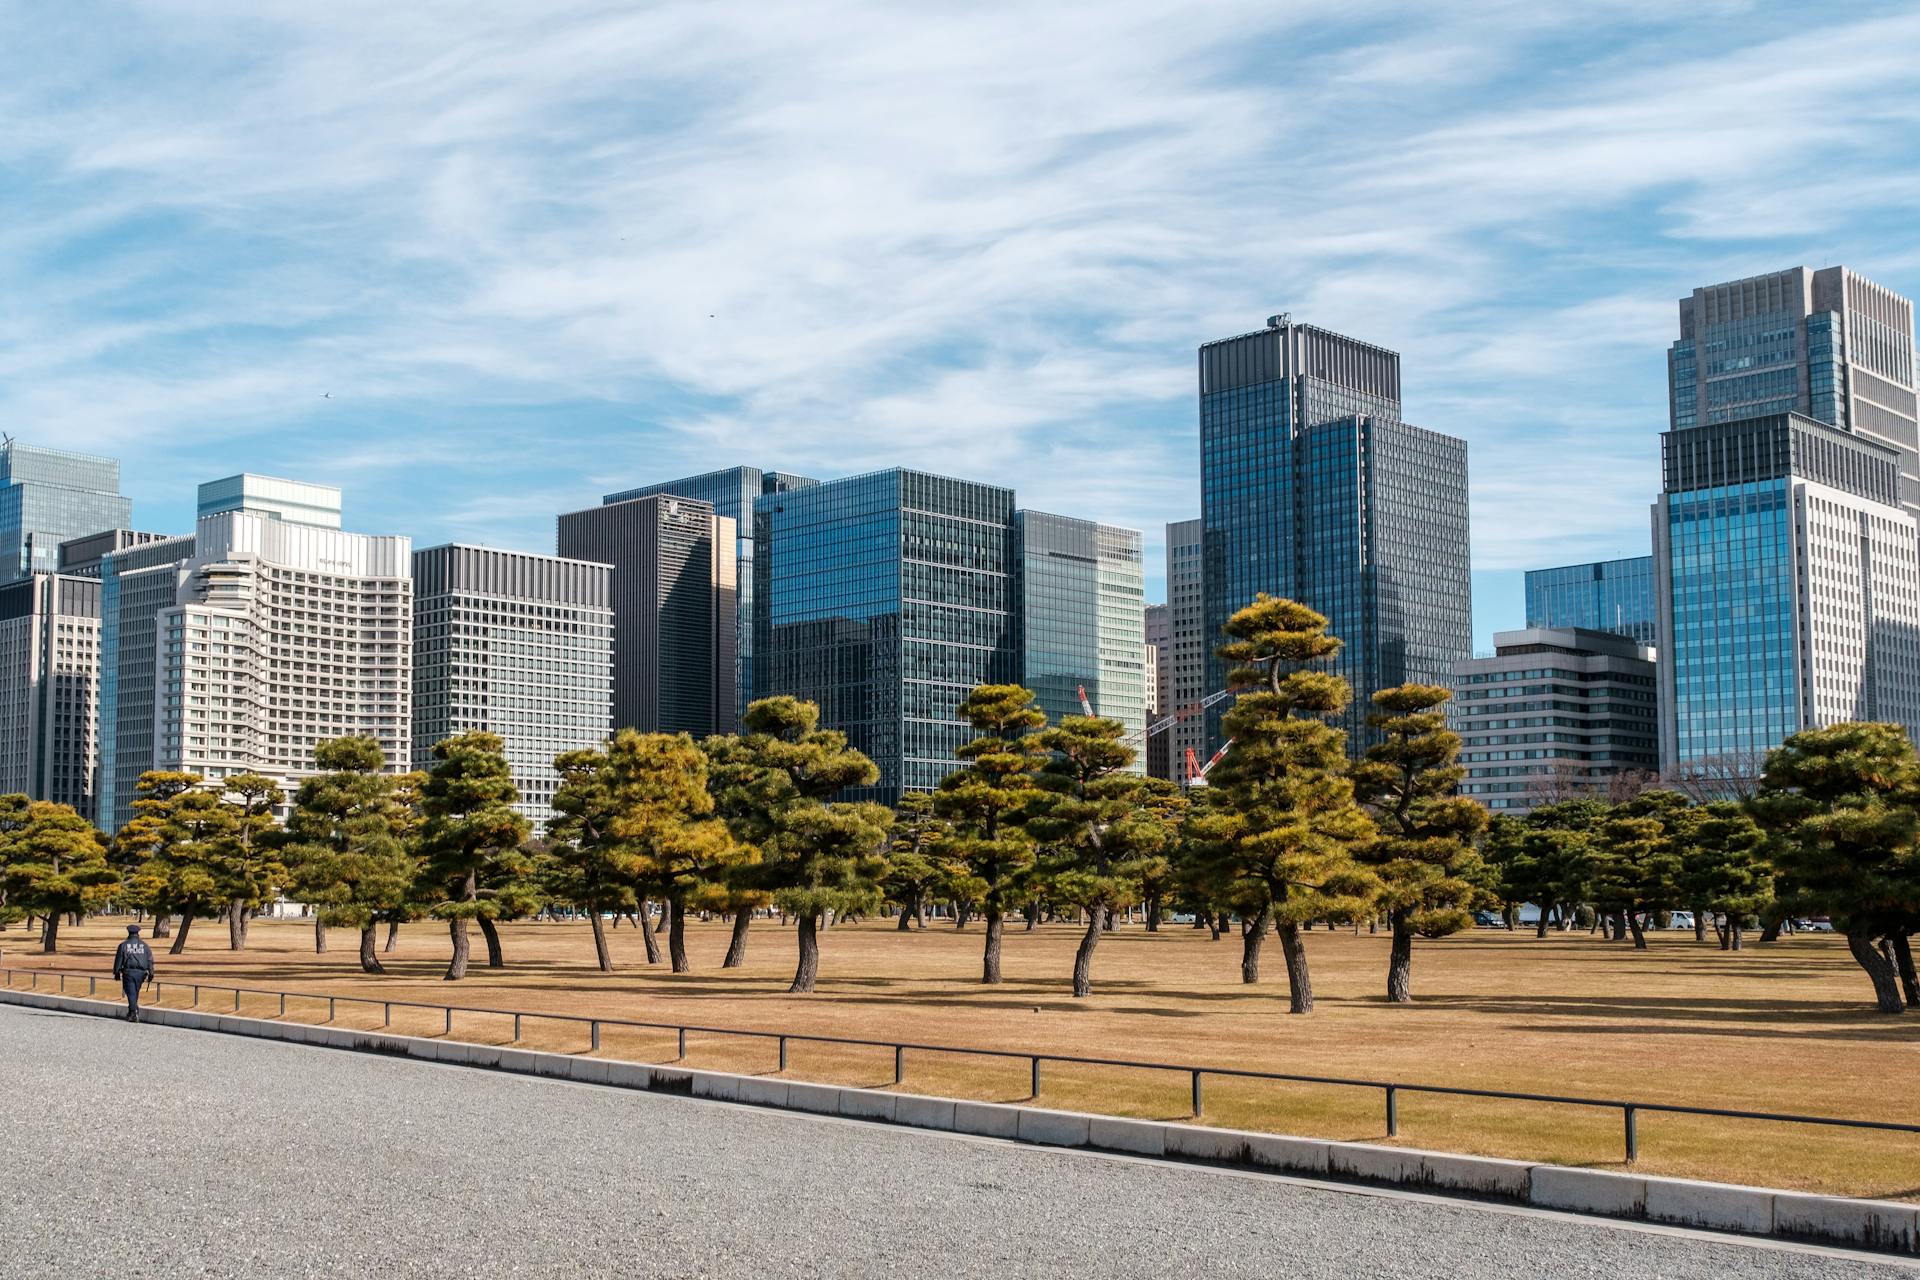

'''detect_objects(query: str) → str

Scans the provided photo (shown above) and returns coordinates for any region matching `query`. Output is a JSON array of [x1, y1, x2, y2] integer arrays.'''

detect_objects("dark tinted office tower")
[[1670, 267, 1919, 515], [558, 495, 737, 737], [96, 533, 196, 831], [1653, 412, 1920, 771], [754, 469, 1014, 802], [1011, 512, 1146, 761], [0, 574, 103, 819], [603, 467, 818, 722], [0, 442, 133, 584], [1145, 602, 1171, 779], [1199, 316, 1472, 751], [1524, 556, 1657, 647]]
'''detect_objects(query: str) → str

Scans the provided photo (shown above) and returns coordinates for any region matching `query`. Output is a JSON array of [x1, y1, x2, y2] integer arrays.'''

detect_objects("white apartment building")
[[0, 574, 103, 819]]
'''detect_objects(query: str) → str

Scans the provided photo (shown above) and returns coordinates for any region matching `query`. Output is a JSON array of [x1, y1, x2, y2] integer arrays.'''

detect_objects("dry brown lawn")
[[7, 913, 1917, 1202]]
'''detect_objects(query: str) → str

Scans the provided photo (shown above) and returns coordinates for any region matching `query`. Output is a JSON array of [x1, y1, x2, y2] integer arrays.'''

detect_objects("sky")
[[6, 3, 1920, 652]]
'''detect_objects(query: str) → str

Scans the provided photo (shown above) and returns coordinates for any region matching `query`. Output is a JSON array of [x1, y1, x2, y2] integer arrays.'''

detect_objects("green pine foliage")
[[0, 798, 116, 953], [419, 731, 535, 980], [116, 772, 234, 955], [283, 737, 420, 974]]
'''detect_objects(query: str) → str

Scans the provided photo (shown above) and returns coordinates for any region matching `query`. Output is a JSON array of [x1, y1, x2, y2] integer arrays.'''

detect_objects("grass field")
[[7, 913, 1916, 1202]]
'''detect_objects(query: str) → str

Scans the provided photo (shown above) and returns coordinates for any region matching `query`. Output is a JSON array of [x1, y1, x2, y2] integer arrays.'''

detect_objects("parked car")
[[1668, 911, 1695, 930], [1473, 910, 1503, 928], [1804, 917, 1836, 933]]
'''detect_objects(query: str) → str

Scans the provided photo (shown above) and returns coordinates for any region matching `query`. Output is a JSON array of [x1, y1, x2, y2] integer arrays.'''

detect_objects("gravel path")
[[0, 1004, 1907, 1279]]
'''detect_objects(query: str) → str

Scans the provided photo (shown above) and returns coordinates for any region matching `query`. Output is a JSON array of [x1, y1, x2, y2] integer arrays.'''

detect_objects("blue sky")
[[6, 3, 1920, 651]]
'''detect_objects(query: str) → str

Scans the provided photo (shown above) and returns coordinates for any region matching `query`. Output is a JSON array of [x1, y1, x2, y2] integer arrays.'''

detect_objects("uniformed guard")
[[112, 924, 155, 1022]]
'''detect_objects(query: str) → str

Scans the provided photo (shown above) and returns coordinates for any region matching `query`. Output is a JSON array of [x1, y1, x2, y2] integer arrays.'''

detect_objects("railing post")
[[1624, 1106, 1638, 1163], [1386, 1086, 1399, 1138], [192, 984, 200, 1007], [278, 993, 286, 1018], [444, 1007, 452, 1036], [59, 973, 66, 992], [1030, 1056, 1041, 1100], [1192, 1070, 1204, 1118], [30, 972, 38, 990], [89, 976, 97, 996], [677, 1027, 687, 1061], [327, 997, 336, 1024], [233, 988, 241, 1012], [591, 1020, 601, 1052], [513, 1014, 522, 1044], [894, 1045, 905, 1086], [384, 1002, 392, 1029], [778, 1036, 788, 1071]]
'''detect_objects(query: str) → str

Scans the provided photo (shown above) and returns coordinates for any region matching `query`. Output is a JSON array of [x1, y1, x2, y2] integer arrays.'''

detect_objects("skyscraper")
[[1524, 556, 1657, 648], [754, 468, 1015, 801], [601, 466, 817, 721], [1145, 602, 1171, 780], [557, 494, 737, 737], [412, 545, 613, 830], [0, 573, 104, 819], [1199, 316, 1472, 751], [196, 474, 344, 529], [96, 533, 196, 831], [0, 442, 132, 584], [1669, 267, 1919, 517], [1653, 412, 1920, 770], [1011, 511, 1146, 763], [1163, 518, 1206, 778]]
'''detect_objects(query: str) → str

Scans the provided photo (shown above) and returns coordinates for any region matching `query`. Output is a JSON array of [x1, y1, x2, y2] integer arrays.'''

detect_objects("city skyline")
[[9, 6, 1920, 652]]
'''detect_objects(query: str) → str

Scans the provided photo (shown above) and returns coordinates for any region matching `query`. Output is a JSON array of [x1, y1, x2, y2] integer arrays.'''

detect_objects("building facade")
[[1011, 511, 1147, 765], [0, 574, 104, 819], [1199, 316, 1472, 752], [601, 466, 817, 721], [1524, 556, 1658, 648], [1145, 602, 1171, 780], [1163, 517, 1207, 779], [557, 494, 737, 737], [1653, 412, 1920, 771], [1669, 267, 1919, 517], [197, 474, 344, 529], [96, 533, 197, 831], [1453, 627, 1659, 815], [0, 442, 132, 585], [412, 545, 613, 830], [753, 468, 1015, 801]]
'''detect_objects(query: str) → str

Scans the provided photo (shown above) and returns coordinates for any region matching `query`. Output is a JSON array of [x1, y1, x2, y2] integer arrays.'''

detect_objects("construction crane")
[[1124, 686, 1237, 745], [1076, 684, 1094, 718], [1182, 739, 1234, 787]]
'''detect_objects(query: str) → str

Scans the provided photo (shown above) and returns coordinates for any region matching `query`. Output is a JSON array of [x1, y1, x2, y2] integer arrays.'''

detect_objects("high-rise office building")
[[557, 494, 737, 737], [601, 467, 817, 721], [754, 469, 1015, 801], [1011, 511, 1147, 765], [197, 474, 344, 529], [96, 533, 196, 831], [0, 442, 133, 584], [412, 545, 613, 830], [59, 529, 175, 578], [1669, 267, 1919, 516], [1453, 627, 1658, 815], [0, 574, 104, 819], [1145, 602, 1171, 780], [1163, 518, 1207, 778], [1653, 412, 1920, 770], [1199, 316, 1472, 751], [1524, 556, 1658, 648]]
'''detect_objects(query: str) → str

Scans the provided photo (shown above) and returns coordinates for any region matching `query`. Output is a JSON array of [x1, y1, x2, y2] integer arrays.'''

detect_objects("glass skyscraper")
[[1524, 557, 1657, 647], [0, 442, 133, 584], [603, 466, 817, 719], [754, 469, 1014, 801], [1199, 316, 1472, 751], [1653, 412, 1920, 770], [1012, 511, 1146, 763]]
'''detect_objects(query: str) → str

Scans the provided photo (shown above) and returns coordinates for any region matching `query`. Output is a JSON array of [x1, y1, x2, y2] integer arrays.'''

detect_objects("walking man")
[[112, 924, 154, 1022]]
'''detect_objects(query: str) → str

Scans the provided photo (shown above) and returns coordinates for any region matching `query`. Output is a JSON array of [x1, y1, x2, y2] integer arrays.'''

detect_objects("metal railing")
[[7, 964, 1916, 1165]]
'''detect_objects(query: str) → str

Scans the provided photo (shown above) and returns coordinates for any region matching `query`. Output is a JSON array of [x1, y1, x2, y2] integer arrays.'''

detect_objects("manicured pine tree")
[[1204, 595, 1378, 1014], [1028, 714, 1179, 996], [0, 800, 116, 953], [546, 744, 642, 973], [116, 772, 235, 955], [419, 731, 535, 980], [283, 737, 419, 974], [935, 685, 1048, 984], [1350, 683, 1487, 1002], [1582, 791, 1690, 949], [208, 772, 284, 950], [885, 790, 955, 931], [1676, 801, 1771, 952], [1754, 722, 1920, 1013]]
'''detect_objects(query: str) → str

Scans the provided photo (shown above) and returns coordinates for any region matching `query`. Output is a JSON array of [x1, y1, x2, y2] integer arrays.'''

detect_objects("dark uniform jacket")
[[113, 938, 155, 981]]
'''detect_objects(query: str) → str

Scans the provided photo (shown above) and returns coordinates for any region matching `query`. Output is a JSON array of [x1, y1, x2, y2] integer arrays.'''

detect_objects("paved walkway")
[[0, 1004, 1907, 1278]]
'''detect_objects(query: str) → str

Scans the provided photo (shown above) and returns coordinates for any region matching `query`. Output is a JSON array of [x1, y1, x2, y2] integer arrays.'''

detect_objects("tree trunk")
[[1145, 897, 1161, 932], [314, 914, 328, 954], [1240, 903, 1271, 984], [1277, 921, 1313, 1014], [669, 896, 690, 973], [640, 899, 664, 965], [478, 916, 504, 968], [1534, 902, 1551, 939], [384, 919, 400, 953], [225, 899, 245, 950], [1072, 911, 1100, 998], [1387, 917, 1413, 1003], [445, 918, 469, 981], [1846, 931, 1905, 1013], [1693, 909, 1707, 944], [896, 904, 912, 931], [1715, 914, 1730, 950], [589, 911, 613, 973], [789, 911, 821, 993], [1627, 912, 1647, 950], [1758, 908, 1784, 943], [721, 908, 748, 968], [1207, 910, 1223, 941], [39, 911, 58, 953], [1892, 934, 1920, 1008], [358, 925, 385, 975], [153, 914, 171, 939], [170, 913, 194, 955], [982, 907, 1004, 984], [1730, 919, 1743, 951]]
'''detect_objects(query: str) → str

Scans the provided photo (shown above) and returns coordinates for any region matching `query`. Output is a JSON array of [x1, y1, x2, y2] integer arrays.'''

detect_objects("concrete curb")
[[5, 986, 1912, 1256]]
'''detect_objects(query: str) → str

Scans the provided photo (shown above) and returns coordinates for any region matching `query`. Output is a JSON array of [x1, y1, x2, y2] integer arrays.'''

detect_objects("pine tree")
[[419, 731, 535, 980], [283, 737, 420, 974], [1204, 595, 1378, 1013], [1350, 683, 1487, 1002], [885, 791, 955, 930], [546, 745, 641, 973], [116, 772, 235, 955], [1582, 792, 1690, 949], [935, 685, 1047, 984], [1754, 722, 1920, 1012], [1482, 805, 1596, 937], [0, 800, 116, 953], [1676, 801, 1771, 951], [208, 773, 284, 950]]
